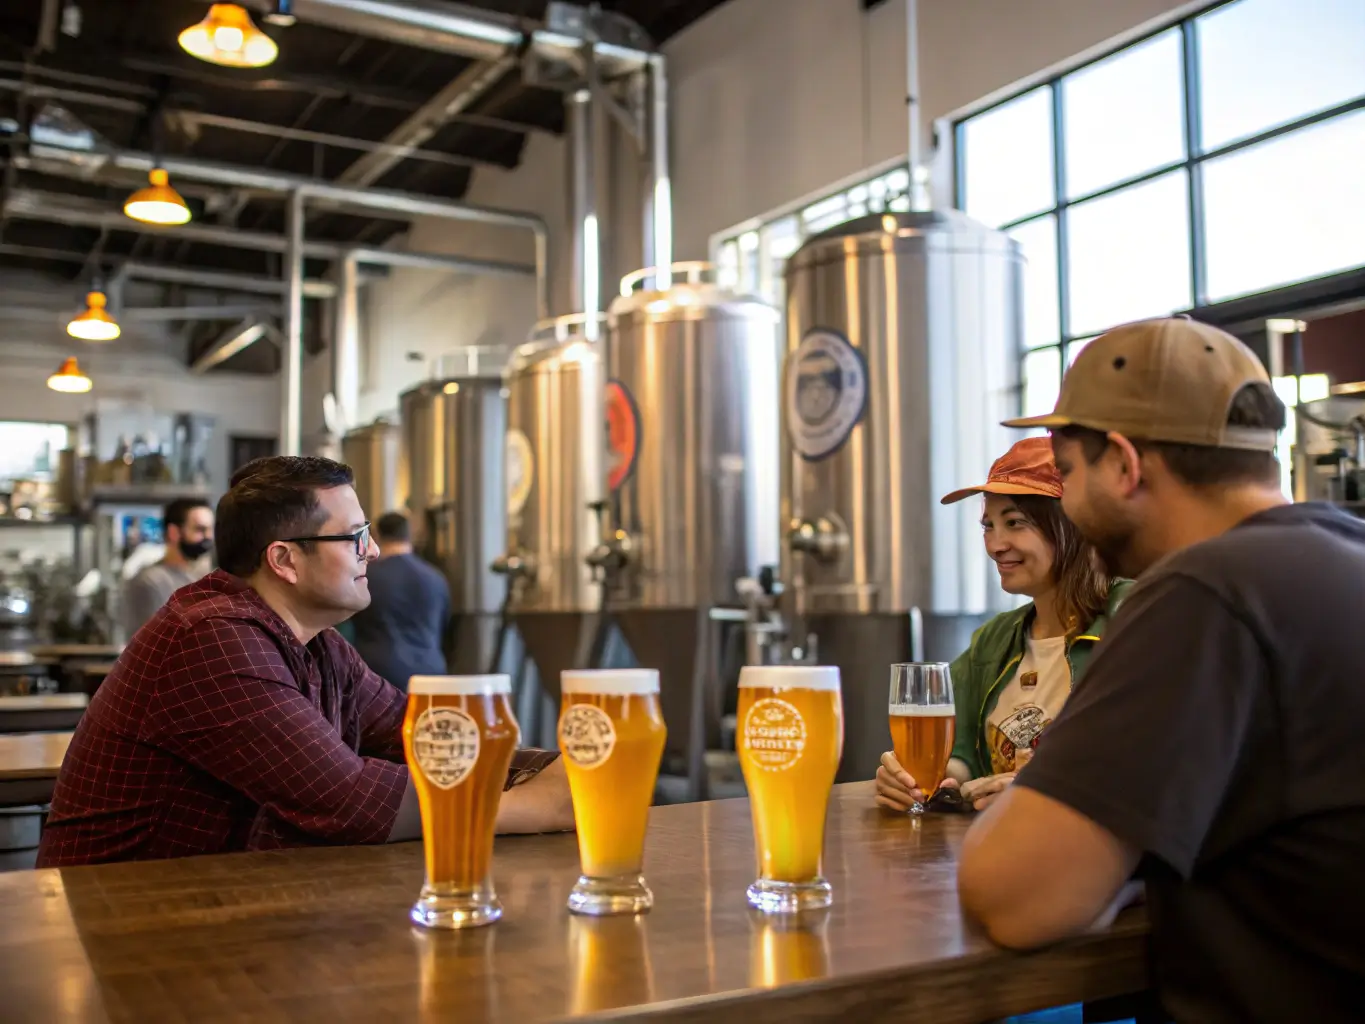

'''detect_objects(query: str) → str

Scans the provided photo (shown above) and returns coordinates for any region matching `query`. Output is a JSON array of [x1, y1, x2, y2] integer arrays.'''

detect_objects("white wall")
[[354, 0, 1203, 419]]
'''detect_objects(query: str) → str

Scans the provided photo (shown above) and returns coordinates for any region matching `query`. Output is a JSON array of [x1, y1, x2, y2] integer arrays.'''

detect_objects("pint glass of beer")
[[888, 662, 955, 814], [736, 665, 843, 913], [559, 669, 667, 915], [403, 674, 520, 929]]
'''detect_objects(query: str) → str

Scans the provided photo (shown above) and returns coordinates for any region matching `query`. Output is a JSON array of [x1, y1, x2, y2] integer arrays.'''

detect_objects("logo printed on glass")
[[411, 707, 482, 789], [559, 703, 617, 769], [785, 328, 867, 461], [743, 698, 808, 771]]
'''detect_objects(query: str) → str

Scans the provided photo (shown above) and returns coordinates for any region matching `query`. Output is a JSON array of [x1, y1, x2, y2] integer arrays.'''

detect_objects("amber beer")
[[736, 665, 843, 913], [888, 662, 956, 814], [403, 674, 520, 929], [559, 669, 667, 915]]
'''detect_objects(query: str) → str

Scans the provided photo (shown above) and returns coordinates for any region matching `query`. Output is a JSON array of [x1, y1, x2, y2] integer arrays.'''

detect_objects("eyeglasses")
[[280, 522, 372, 560]]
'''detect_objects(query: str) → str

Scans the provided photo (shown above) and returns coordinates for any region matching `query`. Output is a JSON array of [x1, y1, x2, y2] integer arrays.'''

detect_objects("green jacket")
[[947, 579, 1133, 780]]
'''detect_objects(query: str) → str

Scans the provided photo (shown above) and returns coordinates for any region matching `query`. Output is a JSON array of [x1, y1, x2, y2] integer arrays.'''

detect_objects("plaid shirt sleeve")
[[343, 641, 408, 763], [146, 618, 406, 846]]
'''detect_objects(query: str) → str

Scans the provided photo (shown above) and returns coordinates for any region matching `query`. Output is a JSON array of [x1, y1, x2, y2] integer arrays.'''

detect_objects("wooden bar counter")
[[0, 782, 1150, 1023]]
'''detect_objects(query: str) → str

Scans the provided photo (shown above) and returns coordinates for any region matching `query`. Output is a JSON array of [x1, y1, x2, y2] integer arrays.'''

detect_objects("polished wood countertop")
[[0, 782, 1149, 1023], [0, 731, 73, 781]]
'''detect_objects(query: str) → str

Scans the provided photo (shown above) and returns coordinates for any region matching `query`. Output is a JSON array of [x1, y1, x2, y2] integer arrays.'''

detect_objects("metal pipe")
[[0, 303, 276, 324], [282, 191, 306, 456], [643, 54, 672, 288], [1, 78, 506, 173], [346, 246, 530, 277], [906, 0, 925, 211], [334, 255, 362, 433], [173, 110, 503, 173], [232, 0, 651, 68], [266, 0, 524, 61], [33, 135, 551, 307], [567, 83, 598, 330], [4, 190, 536, 277], [120, 261, 335, 299]]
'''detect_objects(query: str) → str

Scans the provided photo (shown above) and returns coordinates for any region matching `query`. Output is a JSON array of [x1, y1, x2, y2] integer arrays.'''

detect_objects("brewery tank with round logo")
[[495, 313, 607, 704], [601, 263, 781, 784], [780, 210, 1024, 782], [399, 369, 507, 676]]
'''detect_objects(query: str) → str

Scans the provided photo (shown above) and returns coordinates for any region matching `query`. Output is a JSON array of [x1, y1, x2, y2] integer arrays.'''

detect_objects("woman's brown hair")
[[1010, 493, 1111, 635]]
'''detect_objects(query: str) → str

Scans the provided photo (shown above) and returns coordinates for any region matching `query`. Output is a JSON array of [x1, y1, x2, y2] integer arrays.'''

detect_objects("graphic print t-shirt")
[[985, 635, 1070, 775]]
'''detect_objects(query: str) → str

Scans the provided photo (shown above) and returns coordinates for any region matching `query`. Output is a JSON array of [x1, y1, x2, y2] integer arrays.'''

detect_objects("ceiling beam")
[[190, 319, 278, 374], [334, 52, 520, 187]]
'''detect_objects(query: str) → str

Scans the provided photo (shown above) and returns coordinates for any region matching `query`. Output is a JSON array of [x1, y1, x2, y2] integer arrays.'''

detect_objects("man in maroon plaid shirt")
[[38, 456, 572, 866]]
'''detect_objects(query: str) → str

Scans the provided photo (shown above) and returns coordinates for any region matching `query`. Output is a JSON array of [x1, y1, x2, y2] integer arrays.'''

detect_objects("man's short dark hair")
[[215, 456, 355, 577], [375, 511, 410, 543], [163, 497, 211, 533], [1057, 382, 1286, 488]]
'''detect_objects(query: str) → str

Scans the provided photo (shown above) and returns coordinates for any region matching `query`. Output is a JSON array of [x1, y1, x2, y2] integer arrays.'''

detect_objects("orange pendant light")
[[124, 168, 192, 226], [47, 357, 93, 394], [179, 4, 279, 68], [67, 291, 121, 342]]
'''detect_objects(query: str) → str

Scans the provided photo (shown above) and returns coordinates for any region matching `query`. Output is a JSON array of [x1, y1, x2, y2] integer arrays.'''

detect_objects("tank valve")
[[787, 516, 847, 563], [490, 551, 535, 580], [585, 501, 633, 582], [585, 529, 633, 580]]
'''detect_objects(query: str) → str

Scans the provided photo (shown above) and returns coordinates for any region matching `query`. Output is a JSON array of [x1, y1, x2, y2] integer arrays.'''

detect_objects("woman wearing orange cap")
[[875, 436, 1131, 813]]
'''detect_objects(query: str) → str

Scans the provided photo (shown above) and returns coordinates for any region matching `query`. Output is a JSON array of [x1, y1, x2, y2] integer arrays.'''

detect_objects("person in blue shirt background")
[[349, 511, 451, 691]]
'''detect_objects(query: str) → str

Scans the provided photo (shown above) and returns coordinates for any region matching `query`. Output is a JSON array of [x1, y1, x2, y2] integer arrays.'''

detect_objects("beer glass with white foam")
[[403, 674, 520, 929], [736, 665, 843, 913], [888, 662, 955, 814], [559, 668, 667, 915]]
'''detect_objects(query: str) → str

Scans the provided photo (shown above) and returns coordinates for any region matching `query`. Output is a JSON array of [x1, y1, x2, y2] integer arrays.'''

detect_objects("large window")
[[713, 164, 912, 307], [956, 0, 1365, 416]]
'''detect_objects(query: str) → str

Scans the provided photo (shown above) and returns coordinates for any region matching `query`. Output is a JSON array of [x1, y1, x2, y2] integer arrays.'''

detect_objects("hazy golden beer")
[[403, 674, 519, 928], [559, 669, 667, 915], [888, 662, 955, 814], [889, 706, 955, 801], [736, 665, 843, 912]]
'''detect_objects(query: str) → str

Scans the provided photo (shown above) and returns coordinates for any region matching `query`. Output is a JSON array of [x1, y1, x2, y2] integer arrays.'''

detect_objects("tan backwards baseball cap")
[[1003, 317, 1277, 451]]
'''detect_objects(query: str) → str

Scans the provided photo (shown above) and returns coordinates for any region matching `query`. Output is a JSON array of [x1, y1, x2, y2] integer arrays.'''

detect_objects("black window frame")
[[953, 0, 1365, 368]]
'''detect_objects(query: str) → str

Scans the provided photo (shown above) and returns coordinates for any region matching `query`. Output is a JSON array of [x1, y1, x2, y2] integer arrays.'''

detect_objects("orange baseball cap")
[[940, 436, 1062, 505], [1003, 317, 1275, 451]]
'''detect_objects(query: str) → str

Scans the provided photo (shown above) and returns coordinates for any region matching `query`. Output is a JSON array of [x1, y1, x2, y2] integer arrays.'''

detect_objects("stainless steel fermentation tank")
[[342, 420, 405, 521], [781, 211, 1023, 782], [400, 374, 507, 675], [496, 314, 607, 702], [601, 263, 781, 780]]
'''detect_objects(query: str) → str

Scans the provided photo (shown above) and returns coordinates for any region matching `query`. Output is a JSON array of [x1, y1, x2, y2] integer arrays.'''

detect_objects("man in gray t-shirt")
[[121, 498, 215, 638], [957, 318, 1365, 1023]]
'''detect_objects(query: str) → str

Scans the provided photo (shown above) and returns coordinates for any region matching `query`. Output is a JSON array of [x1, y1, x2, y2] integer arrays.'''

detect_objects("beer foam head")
[[561, 669, 660, 695], [738, 665, 841, 692], [889, 703, 956, 717], [408, 674, 512, 696]]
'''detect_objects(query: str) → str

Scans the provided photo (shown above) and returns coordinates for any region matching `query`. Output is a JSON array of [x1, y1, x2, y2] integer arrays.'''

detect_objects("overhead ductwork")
[[231, 0, 653, 73]]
